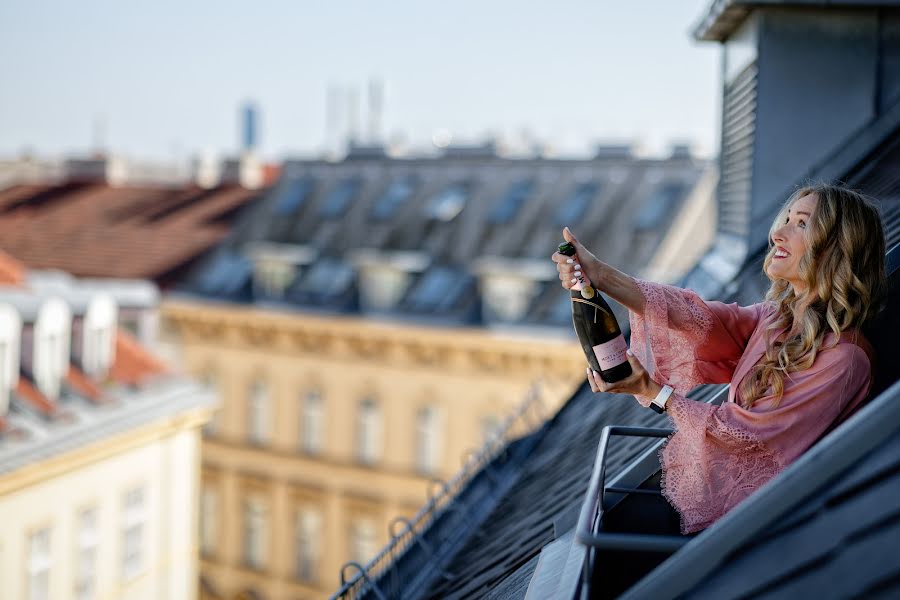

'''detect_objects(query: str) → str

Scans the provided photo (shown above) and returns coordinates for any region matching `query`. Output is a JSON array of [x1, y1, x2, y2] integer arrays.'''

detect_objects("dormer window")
[[0, 304, 22, 416], [425, 183, 469, 221], [34, 298, 71, 401], [82, 294, 118, 379]]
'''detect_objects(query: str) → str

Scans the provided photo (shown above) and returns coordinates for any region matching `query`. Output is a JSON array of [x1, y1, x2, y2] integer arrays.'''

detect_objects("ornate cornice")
[[162, 300, 583, 377]]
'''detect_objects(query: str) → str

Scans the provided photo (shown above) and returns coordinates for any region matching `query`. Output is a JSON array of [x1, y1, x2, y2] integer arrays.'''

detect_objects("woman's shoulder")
[[819, 330, 873, 367]]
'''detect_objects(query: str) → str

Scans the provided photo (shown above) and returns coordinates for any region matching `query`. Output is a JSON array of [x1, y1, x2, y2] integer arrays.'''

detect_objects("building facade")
[[0, 253, 215, 600], [163, 298, 583, 598]]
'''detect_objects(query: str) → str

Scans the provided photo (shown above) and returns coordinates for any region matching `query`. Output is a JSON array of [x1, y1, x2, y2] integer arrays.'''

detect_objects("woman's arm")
[[551, 227, 645, 315]]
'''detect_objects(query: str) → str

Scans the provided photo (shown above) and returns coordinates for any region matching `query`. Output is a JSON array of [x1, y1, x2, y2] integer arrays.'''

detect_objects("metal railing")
[[575, 425, 689, 599], [330, 381, 548, 600]]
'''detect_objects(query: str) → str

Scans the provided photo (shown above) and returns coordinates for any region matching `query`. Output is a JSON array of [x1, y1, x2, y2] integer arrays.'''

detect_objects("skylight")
[[488, 180, 533, 225], [424, 184, 469, 222], [371, 177, 417, 220]]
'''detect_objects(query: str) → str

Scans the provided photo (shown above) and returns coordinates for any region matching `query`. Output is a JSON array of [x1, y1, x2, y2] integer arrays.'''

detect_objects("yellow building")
[[162, 299, 583, 599]]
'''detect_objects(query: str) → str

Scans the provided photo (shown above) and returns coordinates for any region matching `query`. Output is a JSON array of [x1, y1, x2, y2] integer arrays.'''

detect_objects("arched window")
[[82, 294, 117, 378], [0, 304, 21, 417], [356, 399, 382, 465], [301, 390, 324, 455], [247, 380, 270, 445], [34, 298, 71, 401], [415, 406, 443, 475]]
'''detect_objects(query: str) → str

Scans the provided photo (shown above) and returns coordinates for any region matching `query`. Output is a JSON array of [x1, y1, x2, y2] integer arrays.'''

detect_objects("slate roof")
[[333, 99, 900, 600], [180, 148, 710, 328], [0, 180, 265, 286]]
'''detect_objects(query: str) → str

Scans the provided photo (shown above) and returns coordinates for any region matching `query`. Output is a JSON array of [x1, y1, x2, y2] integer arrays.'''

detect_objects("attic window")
[[0, 304, 21, 417], [319, 177, 360, 219], [82, 294, 117, 379], [371, 177, 417, 220], [556, 182, 599, 225], [488, 180, 533, 225], [34, 298, 71, 402], [425, 183, 469, 221], [272, 177, 314, 216]]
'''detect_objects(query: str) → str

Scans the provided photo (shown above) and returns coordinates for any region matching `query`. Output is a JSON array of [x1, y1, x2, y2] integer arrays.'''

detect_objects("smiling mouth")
[[774, 247, 790, 259]]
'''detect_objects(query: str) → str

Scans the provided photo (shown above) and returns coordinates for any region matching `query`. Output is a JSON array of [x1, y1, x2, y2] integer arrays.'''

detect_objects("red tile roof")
[[65, 366, 105, 403], [16, 379, 56, 416], [0, 181, 265, 286], [109, 330, 168, 385], [0, 250, 26, 286]]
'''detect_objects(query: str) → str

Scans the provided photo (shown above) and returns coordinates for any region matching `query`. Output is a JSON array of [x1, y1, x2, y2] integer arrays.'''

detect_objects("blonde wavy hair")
[[739, 183, 886, 408]]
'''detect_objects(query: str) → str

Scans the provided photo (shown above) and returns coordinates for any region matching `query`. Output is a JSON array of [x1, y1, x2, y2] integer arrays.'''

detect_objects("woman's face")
[[767, 193, 818, 294]]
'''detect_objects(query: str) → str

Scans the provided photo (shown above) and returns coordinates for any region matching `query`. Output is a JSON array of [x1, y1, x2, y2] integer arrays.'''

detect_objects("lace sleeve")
[[658, 343, 871, 534], [629, 279, 763, 397]]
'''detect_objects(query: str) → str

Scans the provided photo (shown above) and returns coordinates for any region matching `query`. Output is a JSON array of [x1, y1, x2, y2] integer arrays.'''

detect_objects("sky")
[[0, 1, 720, 162]]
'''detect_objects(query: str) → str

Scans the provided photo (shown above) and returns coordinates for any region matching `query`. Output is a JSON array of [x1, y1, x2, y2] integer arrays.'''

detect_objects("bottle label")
[[593, 335, 628, 371]]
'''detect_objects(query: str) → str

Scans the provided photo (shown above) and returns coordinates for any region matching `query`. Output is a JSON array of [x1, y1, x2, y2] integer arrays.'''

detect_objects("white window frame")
[[74, 507, 98, 600], [242, 498, 268, 570], [199, 487, 218, 557], [415, 406, 443, 475], [247, 379, 270, 445], [0, 304, 21, 416], [301, 390, 324, 455], [27, 526, 52, 600], [82, 294, 117, 378], [295, 508, 322, 583], [349, 518, 379, 566], [356, 399, 382, 465], [33, 298, 71, 401], [121, 486, 146, 582]]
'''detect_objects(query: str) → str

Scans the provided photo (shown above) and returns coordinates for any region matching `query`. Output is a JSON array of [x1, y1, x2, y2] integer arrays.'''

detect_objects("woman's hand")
[[586, 351, 663, 407], [551, 227, 604, 291]]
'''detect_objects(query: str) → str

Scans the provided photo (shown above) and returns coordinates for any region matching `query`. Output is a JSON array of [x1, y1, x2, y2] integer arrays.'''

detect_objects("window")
[[407, 267, 471, 313], [253, 257, 296, 300], [247, 380, 270, 445], [82, 295, 117, 378], [0, 305, 21, 416], [242, 498, 268, 570], [482, 415, 502, 443], [349, 519, 379, 566], [200, 487, 219, 558], [295, 509, 322, 583], [488, 180, 533, 225], [415, 406, 442, 475], [27, 527, 51, 600], [356, 399, 382, 465], [371, 177, 416, 220], [424, 183, 468, 221], [556, 182, 599, 226], [121, 487, 145, 581], [319, 177, 360, 219], [202, 371, 220, 437], [34, 299, 70, 402], [295, 258, 356, 299], [195, 251, 253, 297], [74, 507, 98, 600], [272, 177, 314, 216], [301, 390, 324, 455]]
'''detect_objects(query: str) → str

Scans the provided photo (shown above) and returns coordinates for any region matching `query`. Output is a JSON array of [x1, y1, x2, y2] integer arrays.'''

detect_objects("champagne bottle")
[[558, 242, 632, 383]]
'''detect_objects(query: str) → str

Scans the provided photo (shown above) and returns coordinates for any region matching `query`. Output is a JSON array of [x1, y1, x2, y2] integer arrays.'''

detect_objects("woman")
[[552, 184, 886, 534]]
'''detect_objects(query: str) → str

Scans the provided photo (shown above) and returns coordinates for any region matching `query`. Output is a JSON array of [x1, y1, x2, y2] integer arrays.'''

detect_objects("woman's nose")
[[772, 226, 786, 243]]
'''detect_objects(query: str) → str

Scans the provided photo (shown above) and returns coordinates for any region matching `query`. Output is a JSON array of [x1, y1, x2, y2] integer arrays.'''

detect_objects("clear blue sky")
[[0, 1, 720, 161]]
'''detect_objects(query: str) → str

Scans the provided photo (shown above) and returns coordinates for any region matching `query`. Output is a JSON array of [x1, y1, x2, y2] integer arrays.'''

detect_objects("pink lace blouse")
[[629, 279, 873, 534]]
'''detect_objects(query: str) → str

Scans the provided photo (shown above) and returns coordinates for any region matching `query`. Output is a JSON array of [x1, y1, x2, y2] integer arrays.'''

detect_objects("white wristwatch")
[[650, 385, 674, 414]]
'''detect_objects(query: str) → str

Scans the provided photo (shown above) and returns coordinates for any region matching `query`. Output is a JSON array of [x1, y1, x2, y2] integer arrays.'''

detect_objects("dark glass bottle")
[[558, 242, 632, 383]]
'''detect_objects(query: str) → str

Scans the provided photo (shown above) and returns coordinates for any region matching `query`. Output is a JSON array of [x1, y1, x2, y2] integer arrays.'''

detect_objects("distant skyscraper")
[[241, 102, 258, 152]]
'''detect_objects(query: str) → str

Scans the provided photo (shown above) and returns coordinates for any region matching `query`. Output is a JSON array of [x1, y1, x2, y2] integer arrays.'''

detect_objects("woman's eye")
[[798, 220, 807, 228]]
